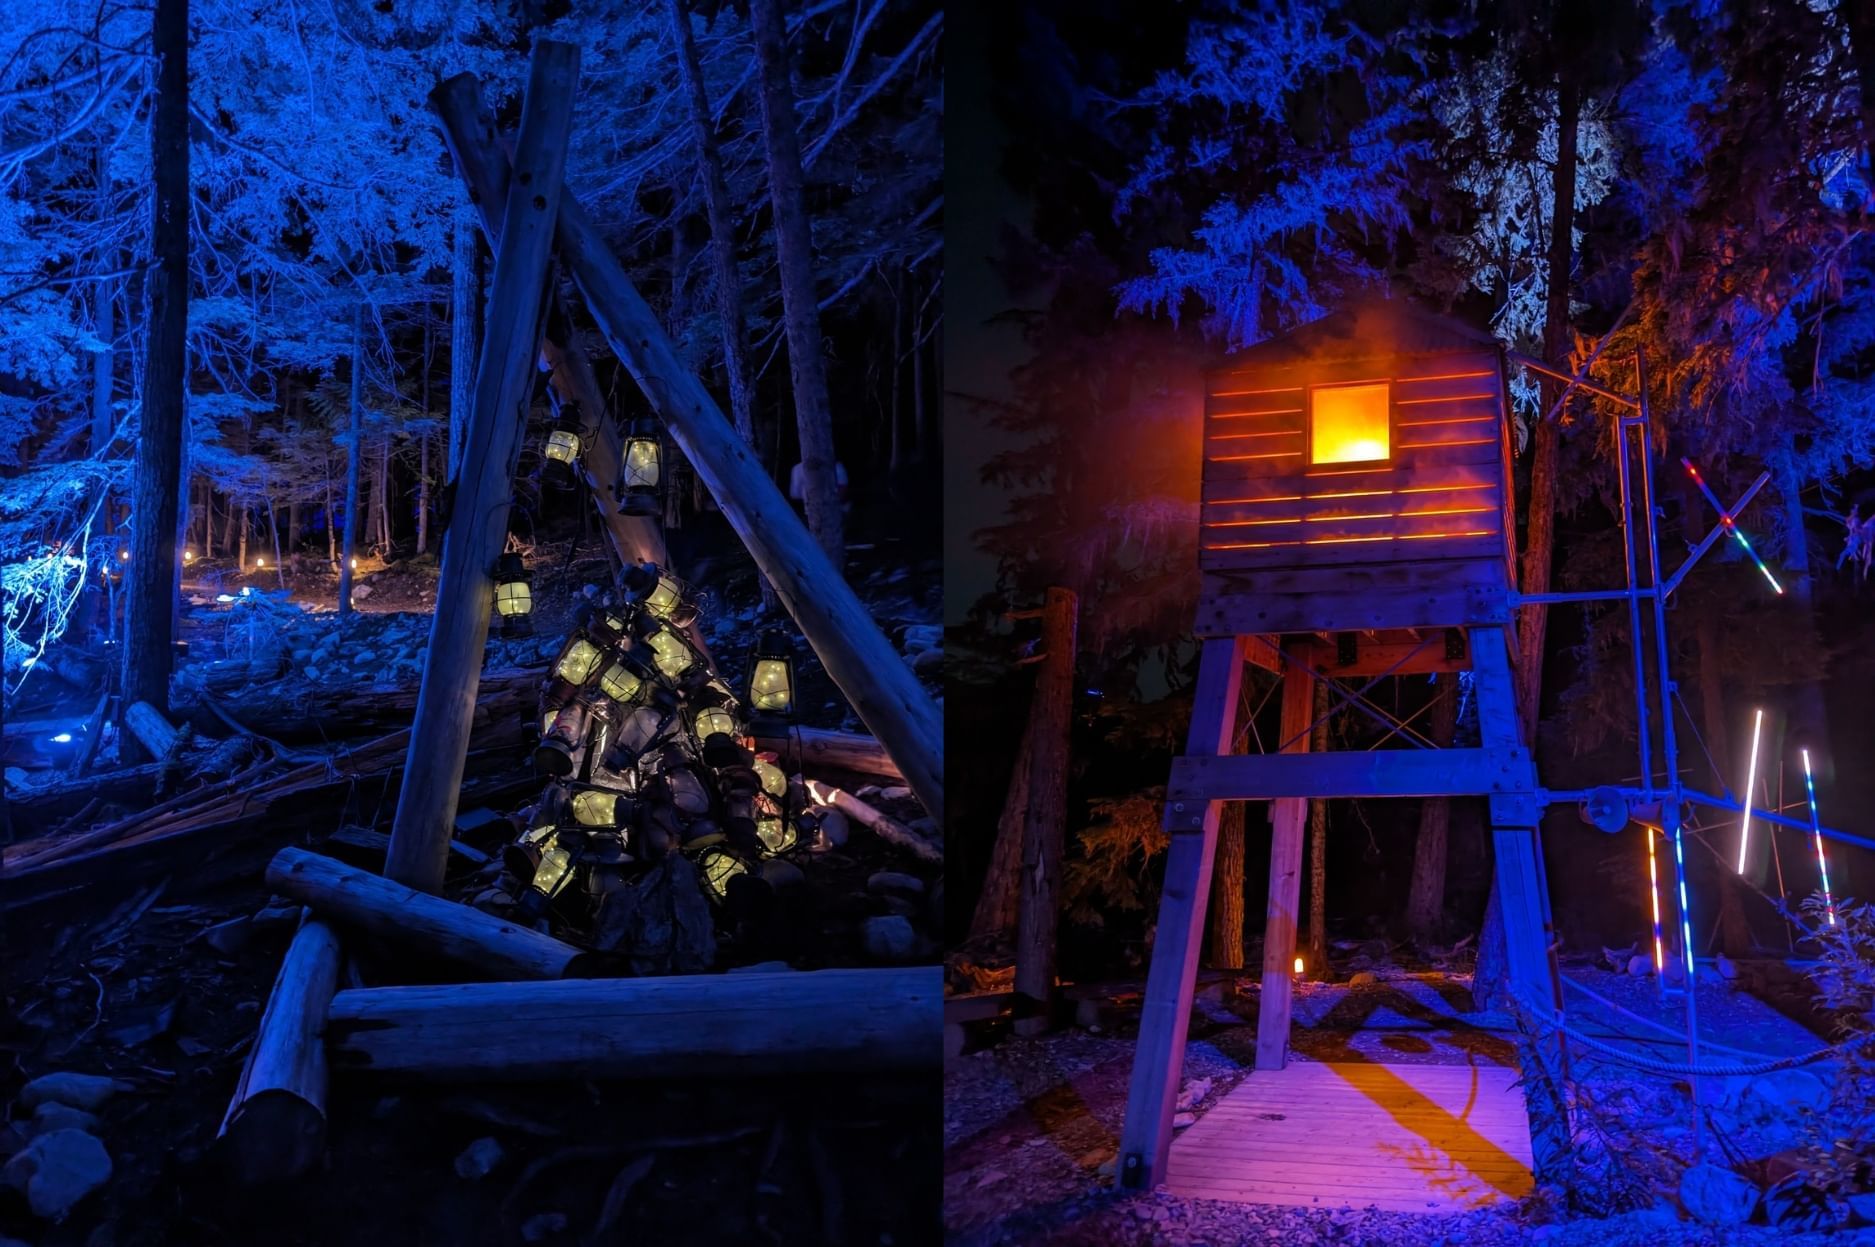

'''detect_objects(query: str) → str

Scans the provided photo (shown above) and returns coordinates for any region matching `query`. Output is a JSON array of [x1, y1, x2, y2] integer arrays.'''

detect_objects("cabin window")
[[1309, 381, 1391, 465]]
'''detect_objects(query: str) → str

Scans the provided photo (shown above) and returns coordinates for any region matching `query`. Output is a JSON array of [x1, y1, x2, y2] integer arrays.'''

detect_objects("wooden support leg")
[[1255, 650, 1315, 1071], [1117, 636, 1245, 1191]]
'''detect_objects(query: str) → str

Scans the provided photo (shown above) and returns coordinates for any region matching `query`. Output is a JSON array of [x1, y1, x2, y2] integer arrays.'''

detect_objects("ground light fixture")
[[748, 628, 796, 725], [618, 418, 661, 516], [493, 552, 534, 636]]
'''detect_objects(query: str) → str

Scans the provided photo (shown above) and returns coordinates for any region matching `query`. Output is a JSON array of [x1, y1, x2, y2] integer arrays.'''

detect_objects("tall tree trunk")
[[90, 278, 113, 456], [449, 209, 476, 484], [238, 503, 248, 570], [288, 500, 302, 554], [375, 437, 392, 551], [1406, 673, 1460, 945], [968, 712, 1034, 940], [1306, 682, 1330, 974], [122, 0, 188, 742], [418, 307, 432, 556], [749, 0, 844, 563], [339, 305, 363, 615], [1206, 801, 1246, 970], [267, 494, 285, 589], [324, 468, 337, 565], [1013, 588, 1078, 1036]]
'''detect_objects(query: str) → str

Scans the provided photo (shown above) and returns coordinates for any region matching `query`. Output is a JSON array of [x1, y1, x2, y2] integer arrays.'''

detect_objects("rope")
[[1550, 1016, 1833, 1077], [1558, 975, 1787, 1062]]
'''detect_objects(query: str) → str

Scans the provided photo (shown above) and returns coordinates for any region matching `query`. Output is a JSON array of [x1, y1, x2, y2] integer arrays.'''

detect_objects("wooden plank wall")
[[1199, 350, 1510, 576]]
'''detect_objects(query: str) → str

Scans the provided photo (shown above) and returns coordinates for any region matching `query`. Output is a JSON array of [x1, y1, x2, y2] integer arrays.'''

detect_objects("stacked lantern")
[[502, 560, 805, 921]]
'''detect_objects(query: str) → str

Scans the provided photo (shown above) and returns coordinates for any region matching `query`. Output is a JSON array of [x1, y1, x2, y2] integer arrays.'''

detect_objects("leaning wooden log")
[[385, 42, 579, 896], [176, 667, 546, 742], [218, 914, 342, 1183], [265, 847, 597, 981], [754, 726, 903, 782], [323, 967, 941, 1080], [432, 73, 944, 825], [803, 779, 940, 865], [124, 700, 186, 761]]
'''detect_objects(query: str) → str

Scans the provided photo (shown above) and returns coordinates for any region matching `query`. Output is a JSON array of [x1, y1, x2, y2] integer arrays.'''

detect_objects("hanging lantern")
[[543, 399, 584, 480], [624, 562, 699, 628], [569, 787, 630, 829], [631, 617, 698, 681], [597, 658, 645, 706], [493, 552, 534, 637], [748, 629, 796, 723], [688, 685, 742, 747], [695, 845, 749, 904], [546, 632, 606, 704], [618, 418, 662, 516]]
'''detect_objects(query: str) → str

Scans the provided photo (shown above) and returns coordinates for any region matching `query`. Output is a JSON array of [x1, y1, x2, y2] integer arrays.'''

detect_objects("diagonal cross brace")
[[1662, 467, 1773, 597]]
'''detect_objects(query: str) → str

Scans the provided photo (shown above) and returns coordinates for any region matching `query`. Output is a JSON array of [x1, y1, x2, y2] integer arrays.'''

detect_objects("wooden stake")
[[430, 74, 944, 824], [803, 779, 940, 865], [218, 913, 342, 1182], [385, 42, 578, 894], [266, 847, 597, 981], [1117, 636, 1245, 1191], [1013, 587, 1077, 1036], [324, 968, 942, 1079], [1255, 647, 1314, 1071]]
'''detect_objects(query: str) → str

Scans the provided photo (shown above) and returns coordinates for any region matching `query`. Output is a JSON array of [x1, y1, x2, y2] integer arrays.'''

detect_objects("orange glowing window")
[[1309, 382, 1391, 466]]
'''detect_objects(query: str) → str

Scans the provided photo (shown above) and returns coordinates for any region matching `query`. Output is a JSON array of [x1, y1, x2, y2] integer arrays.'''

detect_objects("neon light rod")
[[1682, 460, 1785, 594], [1646, 826, 1665, 975], [1801, 749, 1837, 927], [1736, 708, 1764, 874]]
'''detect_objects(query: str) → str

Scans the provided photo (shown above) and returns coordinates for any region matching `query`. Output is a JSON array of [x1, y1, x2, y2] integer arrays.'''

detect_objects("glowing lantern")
[[598, 659, 644, 705], [493, 552, 533, 636], [618, 419, 662, 516], [748, 629, 796, 722], [536, 702, 589, 777], [623, 563, 700, 628], [518, 829, 581, 917], [696, 845, 748, 903], [1293, 956, 1304, 975], [689, 694, 740, 746], [1309, 381, 1390, 465], [570, 787, 628, 828], [754, 756, 788, 799], [545, 429, 581, 467], [254, 556, 265, 569], [183, 549, 195, 564], [642, 622, 698, 680], [552, 634, 605, 686]]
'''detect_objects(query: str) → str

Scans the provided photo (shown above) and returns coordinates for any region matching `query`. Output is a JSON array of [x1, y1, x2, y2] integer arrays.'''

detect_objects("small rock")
[[1680, 1161, 1759, 1224], [818, 809, 850, 849], [868, 871, 926, 897], [1628, 954, 1652, 977], [1746, 1069, 1830, 1115], [1716, 952, 1737, 980], [199, 916, 252, 957], [520, 1212, 567, 1242], [18, 1073, 132, 1113], [453, 1137, 504, 1180], [1347, 971, 1378, 988], [910, 648, 943, 674], [30, 1104, 99, 1137], [350, 584, 373, 601], [901, 624, 942, 652], [879, 786, 913, 802], [1847, 1191, 1875, 1225], [1176, 1077, 1213, 1111], [877, 895, 921, 919], [1, 1129, 112, 1220], [859, 915, 917, 964], [1173, 1112, 1197, 1129]]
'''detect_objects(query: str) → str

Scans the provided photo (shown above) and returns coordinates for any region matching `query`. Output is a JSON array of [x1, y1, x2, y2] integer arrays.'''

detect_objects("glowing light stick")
[[1682, 460, 1784, 594], [1646, 826, 1665, 975], [1674, 829, 1696, 978], [1736, 708, 1764, 874], [1801, 749, 1837, 926]]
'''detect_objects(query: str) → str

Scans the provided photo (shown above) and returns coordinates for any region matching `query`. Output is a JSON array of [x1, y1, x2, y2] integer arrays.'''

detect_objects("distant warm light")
[[1801, 749, 1837, 927], [1293, 956, 1304, 974], [118, 549, 128, 561], [254, 557, 264, 568], [1310, 382, 1390, 465], [183, 549, 195, 563], [51, 732, 72, 744], [350, 557, 358, 570], [1736, 709, 1764, 874]]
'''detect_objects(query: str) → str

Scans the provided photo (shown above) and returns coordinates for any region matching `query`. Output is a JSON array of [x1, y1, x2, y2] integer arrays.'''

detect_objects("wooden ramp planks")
[[1164, 1059, 1534, 1213]]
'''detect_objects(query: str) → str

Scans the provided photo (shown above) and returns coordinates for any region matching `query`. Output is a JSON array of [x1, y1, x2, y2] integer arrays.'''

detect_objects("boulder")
[[868, 871, 926, 898], [17, 1073, 132, 1113], [1679, 1162, 1758, 1224], [859, 915, 918, 964], [453, 1137, 504, 1181], [818, 809, 850, 850], [1746, 1069, 1830, 1116], [30, 1103, 99, 1137], [1347, 971, 1378, 987], [1, 1129, 112, 1220]]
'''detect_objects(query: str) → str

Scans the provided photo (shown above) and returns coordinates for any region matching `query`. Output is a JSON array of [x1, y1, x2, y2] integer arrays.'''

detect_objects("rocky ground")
[[942, 948, 1868, 1246], [1, 530, 944, 1244]]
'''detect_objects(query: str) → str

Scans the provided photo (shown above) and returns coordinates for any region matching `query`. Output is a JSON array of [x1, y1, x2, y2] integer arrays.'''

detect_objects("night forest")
[[945, 1, 1875, 1243], [1, 1, 942, 1244]]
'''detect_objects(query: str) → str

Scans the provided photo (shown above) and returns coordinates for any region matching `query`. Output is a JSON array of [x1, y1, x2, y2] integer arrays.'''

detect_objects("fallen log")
[[176, 667, 546, 742], [754, 726, 902, 782], [323, 967, 941, 1080], [124, 700, 185, 760], [433, 73, 944, 824], [219, 914, 343, 1182], [265, 846, 597, 981], [804, 779, 940, 865]]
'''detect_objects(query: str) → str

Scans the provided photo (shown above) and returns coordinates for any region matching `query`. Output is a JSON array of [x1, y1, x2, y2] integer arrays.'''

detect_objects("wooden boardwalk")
[[1164, 1058, 1534, 1212]]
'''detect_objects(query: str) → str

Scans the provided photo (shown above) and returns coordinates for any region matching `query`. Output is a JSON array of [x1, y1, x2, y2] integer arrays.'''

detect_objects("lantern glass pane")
[[570, 790, 618, 827], [623, 438, 660, 488], [541, 710, 558, 735], [599, 662, 642, 703], [554, 637, 604, 685], [533, 840, 575, 897], [545, 429, 581, 464], [750, 659, 792, 712], [754, 758, 787, 797], [1310, 382, 1390, 465], [699, 848, 746, 901], [647, 627, 694, 678], [695, 707, 738, 739], [757, 817, 795, 855], [495, 580, 533, 617], [646, 575, 683, 619]]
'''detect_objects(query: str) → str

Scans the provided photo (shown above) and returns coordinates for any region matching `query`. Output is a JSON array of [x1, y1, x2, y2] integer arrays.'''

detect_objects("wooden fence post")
[[430, 73, 944, 824], [1013, 587, 1078, 1036], [1254, 646, 1315, 1071], [383, 42, 578, 894]]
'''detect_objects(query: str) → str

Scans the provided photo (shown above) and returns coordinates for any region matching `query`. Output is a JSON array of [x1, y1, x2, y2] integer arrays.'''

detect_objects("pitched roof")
[[1217, 300, 1501, 368]]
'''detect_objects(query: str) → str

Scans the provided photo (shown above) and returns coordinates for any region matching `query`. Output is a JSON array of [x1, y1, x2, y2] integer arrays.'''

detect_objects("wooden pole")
[[384, 43, 578, 894], [338, 304, 362, 615], [967, 710, 1034, 939], [1305, 681, 1330, 976], [1255, 647, 1315, 1071], [1206, 800, 1246, 970], [430, 74, 944, 824], [266, 847, 597, 980], [324, 968, 941, 1080], [123, 700, 183, 761], [1013, 587, 1078, 1036], [754, 726, 903, 781], [218, 914, 342, 1182], [1117, 636, 1245, 1190]]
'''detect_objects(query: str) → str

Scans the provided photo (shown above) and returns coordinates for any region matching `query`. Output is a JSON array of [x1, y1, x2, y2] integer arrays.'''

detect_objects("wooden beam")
[[1118, 636, 1246, 1191], [1013, 587, 1077, 1036], [123, 700, 184, 761], [1256, 648, 1314, 1071], [323, 968, 942, 1079], [1168, 747, 1531, 806], [803, 779, 940, 865], [431, 74, 944, 824], [266, 847, 598, 981], [218, 914, 342, 1182], [385, 43, 578, 894], [1199, 583, 1509, 638], [753, 725, 902, 781]]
